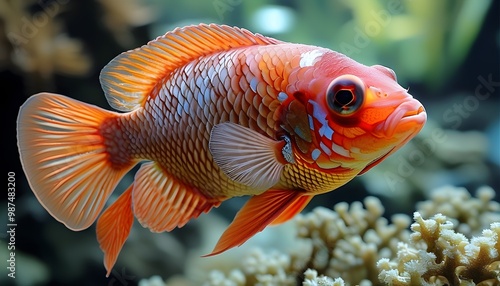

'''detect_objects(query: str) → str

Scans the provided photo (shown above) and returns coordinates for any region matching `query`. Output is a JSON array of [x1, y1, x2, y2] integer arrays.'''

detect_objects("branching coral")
[[295, 197, 411, 285], [139, 275, 171, 286], [204, 248, 297, 286], [302, 269, 345, 286], [138, 185, 500, 286], [378, 214, 500, 285], [416, 185, 500, 236]]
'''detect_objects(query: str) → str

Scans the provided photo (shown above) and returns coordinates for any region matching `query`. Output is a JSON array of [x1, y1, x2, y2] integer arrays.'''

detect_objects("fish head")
[[283, 50, 426, 173]]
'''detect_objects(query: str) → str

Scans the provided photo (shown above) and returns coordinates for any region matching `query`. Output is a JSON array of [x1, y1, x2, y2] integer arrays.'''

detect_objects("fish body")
[[16, 24, 426, 275]]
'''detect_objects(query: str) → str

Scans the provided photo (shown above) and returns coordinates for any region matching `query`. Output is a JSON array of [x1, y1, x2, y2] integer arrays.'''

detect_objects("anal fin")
[[132, 162, 221, 232], [205, 190, 309, 256]]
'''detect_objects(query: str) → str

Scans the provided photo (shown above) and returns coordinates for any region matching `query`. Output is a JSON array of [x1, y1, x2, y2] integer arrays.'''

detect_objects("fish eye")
[[326, 75, 365, 116]]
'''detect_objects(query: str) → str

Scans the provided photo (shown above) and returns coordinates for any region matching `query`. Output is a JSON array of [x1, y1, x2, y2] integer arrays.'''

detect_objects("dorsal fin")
[[99, 23, 283, 111]]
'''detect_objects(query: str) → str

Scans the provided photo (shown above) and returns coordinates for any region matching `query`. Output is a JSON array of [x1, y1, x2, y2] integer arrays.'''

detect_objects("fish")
[[16, 23, 426, 276]]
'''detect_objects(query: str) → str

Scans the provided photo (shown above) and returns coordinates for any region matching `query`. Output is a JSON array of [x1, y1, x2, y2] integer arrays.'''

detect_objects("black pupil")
[[335, 89, 354, 107], [327, 76, 364, 115]]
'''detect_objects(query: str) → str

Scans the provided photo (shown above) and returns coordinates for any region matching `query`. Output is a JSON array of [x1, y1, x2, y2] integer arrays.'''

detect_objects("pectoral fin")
[[205, 190, 308, 256], [209, 122, 293, 191]]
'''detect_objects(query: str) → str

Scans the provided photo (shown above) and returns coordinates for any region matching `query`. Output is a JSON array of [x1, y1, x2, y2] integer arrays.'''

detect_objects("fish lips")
[[382, 98, 427, 138], [359, 100, 426, 175]]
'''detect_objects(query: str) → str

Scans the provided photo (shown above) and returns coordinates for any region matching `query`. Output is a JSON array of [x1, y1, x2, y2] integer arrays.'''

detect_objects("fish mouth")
[[383, 99, 426, 138], [359, 99, 426, 175], [404, 105, 425, 117]]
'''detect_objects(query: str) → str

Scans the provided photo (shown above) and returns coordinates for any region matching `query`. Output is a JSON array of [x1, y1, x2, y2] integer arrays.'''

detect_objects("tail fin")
[[17, 93, 136, 231]]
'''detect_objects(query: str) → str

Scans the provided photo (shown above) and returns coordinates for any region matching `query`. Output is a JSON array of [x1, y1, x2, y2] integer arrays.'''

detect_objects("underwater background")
[[2, 0, 499, 285]]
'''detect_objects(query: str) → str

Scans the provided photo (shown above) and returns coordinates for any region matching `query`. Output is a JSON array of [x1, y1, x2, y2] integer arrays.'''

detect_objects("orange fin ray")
[[209, 122, 289, 190], [100, 24, 282, 111], [96, 185, 134, 277], [270, 195, 312, 226], [132, 162, 221, 232], [205, 190, 308, 256], [17, 93, 136, 230]]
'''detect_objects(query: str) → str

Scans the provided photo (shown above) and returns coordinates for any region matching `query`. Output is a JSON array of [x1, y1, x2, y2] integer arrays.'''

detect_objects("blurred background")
[[2, 0, 499, 285]]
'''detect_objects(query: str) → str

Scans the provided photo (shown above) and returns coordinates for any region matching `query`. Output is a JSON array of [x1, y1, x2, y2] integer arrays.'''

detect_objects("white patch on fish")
[[331, 142, 350, 158], [309, 99, 334, 140], [319, 142, 332, 156], [299, 50, 325, 68]]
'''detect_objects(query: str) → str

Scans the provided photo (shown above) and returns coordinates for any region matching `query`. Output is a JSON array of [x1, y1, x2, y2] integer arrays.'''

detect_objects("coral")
[[139, 275, 170, 286], [204, 248, 298, 286], [416, 185, 500, 236], [295, 197, 410, 285], [303, 269, 345, 286], [378, 214, 500, 285], [138, 185, 500, 286]]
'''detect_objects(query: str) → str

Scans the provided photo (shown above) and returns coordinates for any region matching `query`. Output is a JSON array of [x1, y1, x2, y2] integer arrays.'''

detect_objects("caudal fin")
[[17, 93, 136, 231]]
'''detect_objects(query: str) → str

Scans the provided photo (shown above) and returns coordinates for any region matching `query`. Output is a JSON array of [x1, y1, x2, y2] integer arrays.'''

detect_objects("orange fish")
[[17, 24, 426, 275]]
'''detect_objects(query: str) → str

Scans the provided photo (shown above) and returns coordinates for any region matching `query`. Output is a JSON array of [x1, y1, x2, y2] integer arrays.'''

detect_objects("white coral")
[[139, 185, 500, 286], [303, 269, 343, 286], [205, 270, 246, 286], [138, 275, 167, 286], [416, 185, 500, 236], [377, 211, 500, 285], [241, 248, 295, 285]]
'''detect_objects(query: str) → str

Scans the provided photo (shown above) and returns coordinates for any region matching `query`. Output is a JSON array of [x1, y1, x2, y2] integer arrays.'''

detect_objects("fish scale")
[[16, 24, 426, 275], [112, 47, 282, 197]]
